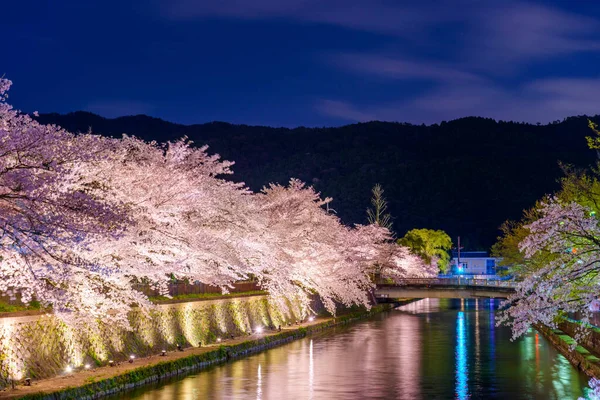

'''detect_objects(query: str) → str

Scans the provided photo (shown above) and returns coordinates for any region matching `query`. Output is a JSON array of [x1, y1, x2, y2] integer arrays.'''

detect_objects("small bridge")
[[375, 278, 516, 301]]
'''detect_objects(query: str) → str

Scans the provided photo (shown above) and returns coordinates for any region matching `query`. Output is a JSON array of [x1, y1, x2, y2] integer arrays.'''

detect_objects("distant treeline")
[[36, 112, 600, 249]]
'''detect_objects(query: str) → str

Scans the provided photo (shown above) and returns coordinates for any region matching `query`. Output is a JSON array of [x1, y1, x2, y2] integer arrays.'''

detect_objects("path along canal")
[[107, 298, 590, 399]]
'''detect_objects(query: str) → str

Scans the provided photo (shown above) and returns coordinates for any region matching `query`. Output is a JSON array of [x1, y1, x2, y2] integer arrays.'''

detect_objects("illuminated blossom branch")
[[0, 78, 434, 327], [498, 198, 600, 340], [0, 78, 140, 326]]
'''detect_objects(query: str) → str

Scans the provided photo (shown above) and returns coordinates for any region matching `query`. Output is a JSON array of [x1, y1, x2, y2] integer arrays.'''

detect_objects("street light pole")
[[456, 236, 464, 274]]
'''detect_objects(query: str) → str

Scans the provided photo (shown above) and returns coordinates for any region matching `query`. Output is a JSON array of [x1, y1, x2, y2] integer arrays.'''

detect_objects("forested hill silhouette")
[[36, 112, 600, 249]]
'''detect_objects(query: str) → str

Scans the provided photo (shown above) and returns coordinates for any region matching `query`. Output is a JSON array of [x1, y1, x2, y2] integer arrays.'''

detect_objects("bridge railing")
[[376, 277, 518, 288]]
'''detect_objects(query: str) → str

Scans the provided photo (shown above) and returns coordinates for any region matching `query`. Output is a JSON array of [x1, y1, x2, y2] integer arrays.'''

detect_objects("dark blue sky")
[[4, 0, 600, 127]]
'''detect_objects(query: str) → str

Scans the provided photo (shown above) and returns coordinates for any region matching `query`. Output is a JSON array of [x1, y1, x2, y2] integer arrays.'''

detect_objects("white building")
[[449, 251, 502, 277]]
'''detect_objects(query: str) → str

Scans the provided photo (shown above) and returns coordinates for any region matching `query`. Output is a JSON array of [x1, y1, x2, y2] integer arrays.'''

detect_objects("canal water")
[[109, 298, 590, 399]]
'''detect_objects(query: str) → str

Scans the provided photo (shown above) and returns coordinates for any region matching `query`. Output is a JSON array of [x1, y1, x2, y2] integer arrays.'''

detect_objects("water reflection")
[[109, 298, 589, 400], [256, 364, 261, 400], [397, 297, 440, 314], [308, 340, 313, 400], [456, 311, 469, 399]]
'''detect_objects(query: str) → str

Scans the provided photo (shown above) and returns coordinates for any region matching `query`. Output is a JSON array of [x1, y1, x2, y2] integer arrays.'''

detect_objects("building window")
[[486, 259, 495, 274]]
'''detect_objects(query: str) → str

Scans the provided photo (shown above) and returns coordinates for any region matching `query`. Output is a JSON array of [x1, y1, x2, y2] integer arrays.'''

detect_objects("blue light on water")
[[489, 301, 496, 377], [456, 311, 469, 399]]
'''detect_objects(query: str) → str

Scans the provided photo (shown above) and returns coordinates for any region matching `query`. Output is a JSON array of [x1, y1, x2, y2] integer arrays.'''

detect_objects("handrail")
[[376, 278, 518, 288]]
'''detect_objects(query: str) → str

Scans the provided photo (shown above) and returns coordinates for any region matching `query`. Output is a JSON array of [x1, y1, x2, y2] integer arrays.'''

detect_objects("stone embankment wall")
[[536, 324, 600, 378], [0, 296, 304, 388], [559, 320, 600, 358]]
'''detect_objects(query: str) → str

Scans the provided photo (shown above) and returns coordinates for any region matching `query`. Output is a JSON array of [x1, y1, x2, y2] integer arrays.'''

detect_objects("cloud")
[[471, 2, 600, 64], [163, 0, 600, 68], [434, 2, 600, 77], [332, 53, 484, 83], [317, 77, 600, 124], [86, 100, 154, 118], [161, 0, 455, 36], [316, 99, 377, 122], [158, 0, 600, 125]]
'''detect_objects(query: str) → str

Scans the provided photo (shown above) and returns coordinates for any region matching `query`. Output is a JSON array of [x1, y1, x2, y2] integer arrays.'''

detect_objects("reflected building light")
[[397, 314, 421, 398], [256, 363, 262, 400], [455, 311, 469, 400], [475, 299, 480, 374], [489, 301, 496, 368], [553, 354, 574, 398], [535, 333, 540, 371], [397, 298, 440, 314], [309, 339, 314, 400]]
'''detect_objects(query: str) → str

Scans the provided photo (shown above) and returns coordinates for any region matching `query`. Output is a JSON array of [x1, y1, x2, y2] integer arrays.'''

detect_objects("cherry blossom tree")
[[0, 78, 434, 328], [0, 78, 141, 326], [498, 197, 600, 340], [246, 180, 433, 314]]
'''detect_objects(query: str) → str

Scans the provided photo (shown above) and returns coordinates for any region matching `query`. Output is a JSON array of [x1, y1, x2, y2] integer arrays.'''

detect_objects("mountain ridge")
[[35, 112, 600, 249]]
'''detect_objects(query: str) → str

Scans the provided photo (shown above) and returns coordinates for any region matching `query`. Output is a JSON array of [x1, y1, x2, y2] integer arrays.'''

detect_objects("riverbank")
[[536, 323, 600, 379], [0, 302, 406, 400]]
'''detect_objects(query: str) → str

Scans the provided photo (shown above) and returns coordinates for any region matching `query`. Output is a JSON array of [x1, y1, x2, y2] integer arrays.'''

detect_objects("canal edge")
[[535, 324, 600, 379], [6, 303, 402, 400]]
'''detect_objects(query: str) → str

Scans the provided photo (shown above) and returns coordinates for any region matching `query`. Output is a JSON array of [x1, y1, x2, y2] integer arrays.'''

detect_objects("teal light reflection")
[[456, 311, 469, 399]]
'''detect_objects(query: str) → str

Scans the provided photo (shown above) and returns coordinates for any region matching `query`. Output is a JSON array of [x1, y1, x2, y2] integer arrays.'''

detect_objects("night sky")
[[4, 0, 600, 127]]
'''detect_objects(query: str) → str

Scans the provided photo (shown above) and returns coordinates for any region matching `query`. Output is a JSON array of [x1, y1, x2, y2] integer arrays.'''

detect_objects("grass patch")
[[149, 291, 266, 304], [0, 300, 41, 313]]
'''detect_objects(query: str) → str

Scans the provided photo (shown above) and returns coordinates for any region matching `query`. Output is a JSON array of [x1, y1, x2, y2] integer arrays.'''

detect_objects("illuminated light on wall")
[[179, 303, 197, 345], [0, 294, 302, 386], [215, 302, 229, 333], [455, 311, 469, 400], [137, 316, 156, 348], [65, 365, 73, 374], [230, 300, 250, 333], [157, 309, 176, 344], [257, 300, 270, 327], [57, 321, 84, 367], [0, 321, 24, 381], [267, 300, 285, 329]]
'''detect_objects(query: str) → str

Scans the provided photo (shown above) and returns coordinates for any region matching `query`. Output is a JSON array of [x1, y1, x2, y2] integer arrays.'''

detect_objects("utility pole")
[[457, 236, 464, 272], [457, 236, 462, 265]]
